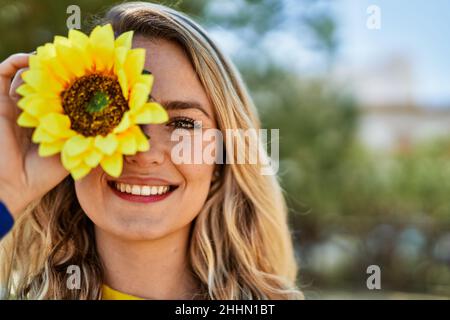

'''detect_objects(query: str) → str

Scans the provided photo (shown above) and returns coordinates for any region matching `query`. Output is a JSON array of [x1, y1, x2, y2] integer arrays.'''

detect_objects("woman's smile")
[[107, 177, 180, 203]]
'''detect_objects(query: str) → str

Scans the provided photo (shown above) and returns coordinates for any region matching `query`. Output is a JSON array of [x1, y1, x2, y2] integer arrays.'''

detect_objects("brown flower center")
[[61, 74, 128, 136]]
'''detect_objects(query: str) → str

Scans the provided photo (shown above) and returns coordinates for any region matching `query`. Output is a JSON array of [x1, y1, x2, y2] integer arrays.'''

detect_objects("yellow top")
[[102, 284, 144, 300]]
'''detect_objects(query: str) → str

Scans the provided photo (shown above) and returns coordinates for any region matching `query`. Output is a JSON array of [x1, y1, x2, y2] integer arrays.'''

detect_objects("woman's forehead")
[[132, 36, 212, 112]]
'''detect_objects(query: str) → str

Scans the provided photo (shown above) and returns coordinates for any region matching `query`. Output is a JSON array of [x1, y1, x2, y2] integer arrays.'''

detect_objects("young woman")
[[0, 2, 302, 299]]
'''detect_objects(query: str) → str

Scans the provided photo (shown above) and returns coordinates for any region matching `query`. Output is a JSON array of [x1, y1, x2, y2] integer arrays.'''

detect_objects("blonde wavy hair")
[[0, 2, 302, 299]]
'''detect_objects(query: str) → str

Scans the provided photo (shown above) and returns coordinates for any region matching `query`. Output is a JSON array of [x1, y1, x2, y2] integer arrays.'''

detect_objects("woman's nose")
[[124, 124, 167, 167]]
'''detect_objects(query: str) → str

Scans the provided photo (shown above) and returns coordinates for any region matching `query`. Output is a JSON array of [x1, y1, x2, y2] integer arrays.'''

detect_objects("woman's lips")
[[107, 181, 177, 203]]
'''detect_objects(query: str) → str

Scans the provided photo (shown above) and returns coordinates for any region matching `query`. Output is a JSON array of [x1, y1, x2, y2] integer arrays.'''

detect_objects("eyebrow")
[[157, 99, 211, 119], [143, 70, 211, 119]]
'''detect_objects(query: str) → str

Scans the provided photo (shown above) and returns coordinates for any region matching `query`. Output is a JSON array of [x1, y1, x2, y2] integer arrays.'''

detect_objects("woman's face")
[[75, 37, 216, 240]]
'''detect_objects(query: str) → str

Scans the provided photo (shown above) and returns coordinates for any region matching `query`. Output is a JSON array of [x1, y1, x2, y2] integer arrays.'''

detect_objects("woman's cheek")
[[74, 167, 105, 217], [177, 163, 215, 203]]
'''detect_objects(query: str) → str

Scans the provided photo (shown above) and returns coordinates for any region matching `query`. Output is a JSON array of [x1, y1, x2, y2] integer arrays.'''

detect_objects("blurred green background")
[[1, 0, 449, 299]]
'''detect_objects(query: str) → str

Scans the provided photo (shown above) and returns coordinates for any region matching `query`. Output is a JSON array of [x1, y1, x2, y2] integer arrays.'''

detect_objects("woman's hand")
[[0, 53, 69, 219]]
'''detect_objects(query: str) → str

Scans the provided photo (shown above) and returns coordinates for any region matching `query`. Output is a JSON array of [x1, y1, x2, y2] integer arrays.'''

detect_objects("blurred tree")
[[0, 0, 210, 59]]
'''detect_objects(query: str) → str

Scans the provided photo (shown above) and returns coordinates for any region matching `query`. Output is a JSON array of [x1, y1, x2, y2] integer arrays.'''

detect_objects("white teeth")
[[158, 186, 168, 194], [113, 182, 171, 196], [131, 185, 141, 195], [141, 186, 151, 196]]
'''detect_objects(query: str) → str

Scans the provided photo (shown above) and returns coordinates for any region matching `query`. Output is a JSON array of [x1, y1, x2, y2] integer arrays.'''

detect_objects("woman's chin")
[[97, 217, 176, 242]]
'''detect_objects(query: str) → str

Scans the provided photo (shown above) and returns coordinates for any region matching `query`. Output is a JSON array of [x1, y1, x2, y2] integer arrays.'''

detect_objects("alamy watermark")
[[66, 264, 81, 290], [366, 5, 381, 30], [169, 124, 279, 176], [366, 265, 381, 290], [66, 5, 81, 30]]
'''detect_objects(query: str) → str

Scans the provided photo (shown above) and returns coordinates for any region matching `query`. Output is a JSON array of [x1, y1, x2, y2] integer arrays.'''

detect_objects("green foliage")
[[0, 0, 209, 60]]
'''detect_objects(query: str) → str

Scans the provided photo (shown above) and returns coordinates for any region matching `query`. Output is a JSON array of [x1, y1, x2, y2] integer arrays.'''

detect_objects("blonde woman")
[[0, 2, 302, 300]]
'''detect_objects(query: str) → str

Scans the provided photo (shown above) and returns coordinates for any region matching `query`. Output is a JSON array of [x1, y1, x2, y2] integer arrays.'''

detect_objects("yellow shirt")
[[102, 284, 144, 300]]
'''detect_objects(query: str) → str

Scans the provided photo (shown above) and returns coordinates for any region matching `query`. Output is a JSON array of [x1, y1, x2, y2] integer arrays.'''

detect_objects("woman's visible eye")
[[166, 117, 202, 130]]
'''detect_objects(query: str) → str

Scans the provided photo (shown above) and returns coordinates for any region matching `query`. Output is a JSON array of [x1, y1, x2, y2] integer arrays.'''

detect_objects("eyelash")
[[166, 117, 202, 130]]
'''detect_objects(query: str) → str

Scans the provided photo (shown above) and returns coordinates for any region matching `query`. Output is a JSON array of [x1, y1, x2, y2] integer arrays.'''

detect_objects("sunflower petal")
[[38, 140, 65, 156], [113, 112, 131, 134], [22, 69, 63, 93], [39, 113, 75, 138], [28, 54, 44, 70], [133, 102, 168, 124], [124, 48, 145, 88], [129, 83, 150, 110], [25, 99, 63, 118], [68, 29, 89, 48], [137, 139, 150, 152], [84, 149, 103, 168], [132, 108, 153, 124], [137, 74, 154, 90], [19, 96, 63, 118], [100, 152, 123, 177], [116, 68, 129, 100], [36, 43, 56, 60], [65, 135, 93, 157], [114, 47, 128, 68], [118, 132, 137, 155], [95, 133, 118, 156], [55, 38, 86, 78], [17, 112, 39, 127], [16, 84, 35, 97], [35, 43, 69, 81], [61, 146, 83, 170], [32, 46, 61, 77], [70, 163, 91, 180], [68, 29, 93, 70], [44, 56, 73, 84], [32, 126, 58, 143], [131, 125, 150, 152], [89, 24, 115, 71], [115, 31, 133, 49]]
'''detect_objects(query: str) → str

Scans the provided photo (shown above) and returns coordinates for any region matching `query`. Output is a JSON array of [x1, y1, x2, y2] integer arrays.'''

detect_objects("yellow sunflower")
[[16, 24, 168, 180]]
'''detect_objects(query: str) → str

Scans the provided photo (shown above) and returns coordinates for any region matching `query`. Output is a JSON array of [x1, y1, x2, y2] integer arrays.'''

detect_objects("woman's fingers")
[[0, 53, 69, 217], [9, 68, 27, 102], [0, 55, 31, 144], [0, 53, 29, 95]]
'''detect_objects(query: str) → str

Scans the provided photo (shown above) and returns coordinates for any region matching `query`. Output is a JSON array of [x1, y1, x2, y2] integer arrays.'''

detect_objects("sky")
[[209, 0, 450, 108], [335, 0, 450, 107]]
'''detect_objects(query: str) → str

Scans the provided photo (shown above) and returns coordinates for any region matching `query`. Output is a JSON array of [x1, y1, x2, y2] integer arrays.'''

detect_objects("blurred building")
[[344, 55, 450, 152], [359, 106, 450, 152]]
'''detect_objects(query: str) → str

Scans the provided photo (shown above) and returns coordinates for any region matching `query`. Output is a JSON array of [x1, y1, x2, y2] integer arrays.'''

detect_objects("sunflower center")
[[61, 74, 128, 137], [86, 91, 110, 113]]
